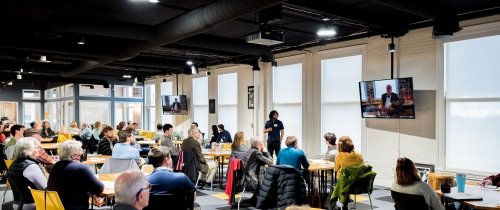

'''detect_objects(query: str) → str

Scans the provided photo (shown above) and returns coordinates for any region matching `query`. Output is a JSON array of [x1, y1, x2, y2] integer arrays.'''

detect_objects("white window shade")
[[218, 72, 238, 135], [160, 81, 173, 125], [273, 63, 302, 147], [79, 101, 110, 126], [444, 34, 500, 174], [321, 55, 362, 153], [193, 77, 209, 136]]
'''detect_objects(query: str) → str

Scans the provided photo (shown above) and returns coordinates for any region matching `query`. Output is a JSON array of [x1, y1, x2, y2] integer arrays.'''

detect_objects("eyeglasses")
[[135, 183, 152, 200]]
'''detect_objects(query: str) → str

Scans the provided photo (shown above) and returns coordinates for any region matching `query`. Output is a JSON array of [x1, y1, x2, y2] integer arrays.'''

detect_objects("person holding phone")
[[264, 110, 284, 158]]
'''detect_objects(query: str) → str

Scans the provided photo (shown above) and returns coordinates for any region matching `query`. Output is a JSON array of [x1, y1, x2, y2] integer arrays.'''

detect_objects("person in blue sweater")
[[276, 136, 309, 172]]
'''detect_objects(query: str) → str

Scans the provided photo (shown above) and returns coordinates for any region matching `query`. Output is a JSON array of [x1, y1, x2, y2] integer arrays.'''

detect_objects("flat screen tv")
[[162, 95, 188, 115], [358, 77, 415, 119]]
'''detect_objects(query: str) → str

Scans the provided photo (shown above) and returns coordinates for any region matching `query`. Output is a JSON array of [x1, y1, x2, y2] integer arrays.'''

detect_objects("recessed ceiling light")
[[186, 60, 194, 66], [123, 74, 132, 78], [148, 0, 159, 3], [40, 55, 51, 63], [322, 17, 330, 21], [317, 28, 337, 37], [77, 37, 85, 45]]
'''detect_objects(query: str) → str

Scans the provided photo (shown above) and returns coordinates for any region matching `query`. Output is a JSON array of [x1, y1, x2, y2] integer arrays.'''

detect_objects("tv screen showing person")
[[161, 95, 188, 115]]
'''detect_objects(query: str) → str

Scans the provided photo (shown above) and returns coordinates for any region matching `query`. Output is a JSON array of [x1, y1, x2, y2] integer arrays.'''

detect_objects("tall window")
[[273, 63, 302, 148], [23, 102, 41, 126], [44, 102, 61, 130], [145, 84, 156, 130], [193, 77, 208, 137], [79, 101, 110, 126], [218, 72, 238, 136], [0, 102, 18, 124], [160, 81, 173, 126], [444, 34, 500, 174], [115, 102, 142, 129], [321, 54, 363, 152]]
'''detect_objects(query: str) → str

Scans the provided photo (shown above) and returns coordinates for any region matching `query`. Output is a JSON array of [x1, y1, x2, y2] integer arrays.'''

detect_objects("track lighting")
[[123, 74, 132, 78], [77, 37, 85, 45], [186, 60, 194, 66], [17, 73, 22, 80], [191, 66, 198, 75]]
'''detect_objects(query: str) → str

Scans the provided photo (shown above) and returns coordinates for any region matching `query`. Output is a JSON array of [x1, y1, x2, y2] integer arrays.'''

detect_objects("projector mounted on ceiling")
[[246, 26, 284, 46]]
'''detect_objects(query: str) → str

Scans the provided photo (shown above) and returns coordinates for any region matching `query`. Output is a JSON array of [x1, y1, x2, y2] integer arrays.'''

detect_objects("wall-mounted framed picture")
[[248, 86, 254, 109], [209, 99, 215, 113], [415, 163, 435, 183]]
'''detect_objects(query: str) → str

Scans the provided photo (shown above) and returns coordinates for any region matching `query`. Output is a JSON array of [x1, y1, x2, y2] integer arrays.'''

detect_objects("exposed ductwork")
[[60, 0, 283, 78], [1, 74, 110, 87]]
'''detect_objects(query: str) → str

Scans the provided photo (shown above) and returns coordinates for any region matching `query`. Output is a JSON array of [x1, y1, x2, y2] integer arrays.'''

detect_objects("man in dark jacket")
[[181, 126, 208, 185]]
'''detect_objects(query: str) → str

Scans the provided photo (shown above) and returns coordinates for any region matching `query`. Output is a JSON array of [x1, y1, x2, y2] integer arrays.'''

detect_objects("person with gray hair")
[[7, 137, 47, 210], [242, 136, 273, 205], [323, 132, 338, 162], [181, 126, 209, 186], [47, 140, 104, 210], [114, 170, 150, 210]]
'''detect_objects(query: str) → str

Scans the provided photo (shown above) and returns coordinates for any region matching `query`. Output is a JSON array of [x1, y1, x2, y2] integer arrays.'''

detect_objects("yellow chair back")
[[137, 129, 144, 136], [222, 143, 232, 150], [4, 159, 13, 169], [30, 188, 65, 210], [141, 164, 154, 174]]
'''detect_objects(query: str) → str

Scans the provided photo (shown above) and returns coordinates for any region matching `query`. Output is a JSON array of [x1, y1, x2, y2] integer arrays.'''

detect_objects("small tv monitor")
[[358, 77, 415, 119], [162, 95, 188, 115]]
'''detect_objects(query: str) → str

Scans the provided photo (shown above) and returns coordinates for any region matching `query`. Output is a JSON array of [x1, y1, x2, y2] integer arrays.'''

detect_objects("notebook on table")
[[443, 193, 483, 201]]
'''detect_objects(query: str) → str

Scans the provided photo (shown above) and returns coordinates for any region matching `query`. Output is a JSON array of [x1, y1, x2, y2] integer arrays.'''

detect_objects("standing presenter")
[[264, 110, 284, 158]]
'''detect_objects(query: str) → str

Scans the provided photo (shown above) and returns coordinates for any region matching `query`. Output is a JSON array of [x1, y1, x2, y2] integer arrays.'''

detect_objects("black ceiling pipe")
[[0, 74, 109, 87], [60, 0, 283, 78], [176, 34, 274, 61]]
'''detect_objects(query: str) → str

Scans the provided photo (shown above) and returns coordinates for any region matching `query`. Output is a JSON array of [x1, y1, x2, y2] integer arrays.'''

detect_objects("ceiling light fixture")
[[17, 73, 22, 80], [191, 66, 198, 75], [317, 27, 337, 37], [123, 74, 132, 78], [77, 37, 85, 45], [186, 60, 194, 66], [148, 0, 159, 3], [40, 56, 51, 63], [388, 43, 396, 52]]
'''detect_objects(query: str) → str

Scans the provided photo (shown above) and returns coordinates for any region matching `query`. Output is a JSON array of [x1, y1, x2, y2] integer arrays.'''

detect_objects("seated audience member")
[[112, 130, 144, 165], [117, 121, 127, 131], [207, 125, 220, 148], [160, 124, 179, 167], [47, 141, 104, 210], [4, 124, 25, 159], [276, 136, 309, 172], [41, 120, 56, 138], [23, 128, 55, 172], [481, 173, 500, 187], [67, 121, 81, 134], [231, 131, 249, 160], [242, 137, 273, 204], [323, 132, 338, 162], [97, 126, 118, 156], [334, 136, 364, 178], [181, 126, 209, 186], [217, 124, 232, 143], [114, 170, 150, 210], [131, 122, 140, 136], [151, 123, 163, 142], [391, 157, 445, 210], [7, 138, 48, 210], [147, 146, 195, 194]]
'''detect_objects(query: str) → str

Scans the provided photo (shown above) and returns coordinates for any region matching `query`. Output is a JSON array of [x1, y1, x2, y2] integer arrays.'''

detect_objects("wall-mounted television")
[[358, 77, 415, 119], [162, 95, 188, 115]]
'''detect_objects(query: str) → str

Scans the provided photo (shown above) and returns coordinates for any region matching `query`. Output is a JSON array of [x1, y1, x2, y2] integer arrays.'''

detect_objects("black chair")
[[144, 189, 196, 210], [391, 190, 430, 210], [344, 174, 377, 210]]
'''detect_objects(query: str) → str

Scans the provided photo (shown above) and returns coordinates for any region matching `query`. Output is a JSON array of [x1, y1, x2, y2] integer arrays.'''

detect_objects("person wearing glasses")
[[114, 170, 151, 210], [47, 141, 104, 210], [181, 126, 209, 186], [7, 138, 47, 210]]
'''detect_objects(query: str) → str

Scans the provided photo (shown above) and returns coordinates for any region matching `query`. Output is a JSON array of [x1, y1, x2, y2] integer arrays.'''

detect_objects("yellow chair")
[[222, 143, 232, 150], [141, 164, 154, 174], [57, 133, 72, 143], [137, 129, 144, 136], [29, 188, 65, 210], [1, 159, 13, 205]]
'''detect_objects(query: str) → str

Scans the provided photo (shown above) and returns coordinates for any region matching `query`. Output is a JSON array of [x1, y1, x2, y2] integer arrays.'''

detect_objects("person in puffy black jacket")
[[256, 165, 307, 209]]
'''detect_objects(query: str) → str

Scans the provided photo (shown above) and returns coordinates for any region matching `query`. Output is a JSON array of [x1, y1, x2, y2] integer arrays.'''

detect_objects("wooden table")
[[202, 149, 231, 189], [41, 138, 53, 143], [97, 173, 120, 196], [173, 140, 183, 149], [437, 185, 500, 209], [82, 155, 112, 173], [307, 159, 335, 207], [428, 172, 455, 191], [40, 143, 59, 150], [137, 140, 158, 147]]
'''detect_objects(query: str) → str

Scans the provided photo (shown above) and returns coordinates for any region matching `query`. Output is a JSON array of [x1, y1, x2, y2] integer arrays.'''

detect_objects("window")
[[44, 102, 61, 131], [217, 72, 238, 136], [444, 34, 500, 174], [193, 77, 208, 138], [79, 100, 111, 126], [321, 54, 363, 152], [63, 84, 74, 97], [23, 102, 41, 126], [273, 63, 302, 148], [160, 81, 173, 126], [0, 102, 18, 124], [115, 102, 143, 129], [115, 85, 143, 98], [22, 89, 41, 100], [79, 84, 110, 97], [44, 87, 61, 100], [145, 84, 156, 131]]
